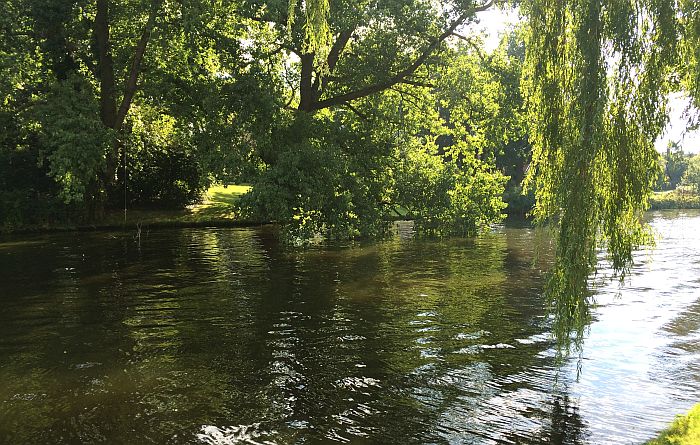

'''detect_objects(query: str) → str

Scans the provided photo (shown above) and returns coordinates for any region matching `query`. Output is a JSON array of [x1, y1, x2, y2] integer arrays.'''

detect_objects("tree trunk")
[[95, 0, 117, 130], [93, 0, 160, 218], [298, 53, 315, 112]]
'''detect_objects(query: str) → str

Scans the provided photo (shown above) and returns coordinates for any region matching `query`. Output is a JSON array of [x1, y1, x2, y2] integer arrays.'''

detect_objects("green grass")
[[650, 188, 700, 210], [645, 404, 700, 445], [87, 184, 257, 231], [190, 184, 251, 218]]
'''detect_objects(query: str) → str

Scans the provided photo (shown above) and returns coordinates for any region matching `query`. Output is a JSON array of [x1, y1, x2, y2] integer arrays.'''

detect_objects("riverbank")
[[650, 189, 700, 210], [4, 185, 265, 234], [102, 184, 257, 230], [6, 185, 700, 235], [645, 403, 700, 445], [3, 184, 408, 234]]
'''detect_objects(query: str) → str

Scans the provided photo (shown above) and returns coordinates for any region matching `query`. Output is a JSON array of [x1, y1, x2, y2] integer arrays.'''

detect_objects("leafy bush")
[[0, 97, 76, 230], [650, 190, 700, 209], [112, 107, 208, 209], [503, 184, 535, 215], [645, 404, 700, 445], [111, 147, 208, 209], [240, 134, 392, 241], [240, 107, 508, 242], [395, 148, 507, 236], [115, 145, 206, 209], [34, 75, 113, 204]]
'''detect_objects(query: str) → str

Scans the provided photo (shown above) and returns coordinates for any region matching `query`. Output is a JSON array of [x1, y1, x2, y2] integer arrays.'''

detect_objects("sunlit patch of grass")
[[645, 404, 700, 445], [190, 184, 251, 219], [3, 184, 260, 233], [100, 184, 257, 228]]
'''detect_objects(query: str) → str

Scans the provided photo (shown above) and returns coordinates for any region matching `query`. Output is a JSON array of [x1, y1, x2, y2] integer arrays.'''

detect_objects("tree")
[[663, 142, 690, 190], [94, 0, 163, 196], [0, 0, 166, 213], [230, 0, 516, 238], [0, 0, 247, 222], [682, 154, 700, 192], [521, 0, 686, 351], [245, 0, 502, 113]]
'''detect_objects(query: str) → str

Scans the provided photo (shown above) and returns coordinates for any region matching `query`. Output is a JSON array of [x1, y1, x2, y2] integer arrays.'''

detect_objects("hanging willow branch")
[[680, 0, 700, 114], [288, 0, 331, 68], [521, 0, 679, 355]]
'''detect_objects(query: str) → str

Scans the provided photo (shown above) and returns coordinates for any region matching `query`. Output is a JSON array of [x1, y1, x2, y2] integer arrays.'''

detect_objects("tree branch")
[[311, 29, 355, 101], [391, 87, 422, 109], [95, 0, 117, 129], [327, 29, 354, 72], [400, 78, 436, 88], [343, 103, 371, 121], [298, 53, 315, 111], [308, 0, 494, 111], [114, 0, 162, 131], [450, 32, 493, 65]]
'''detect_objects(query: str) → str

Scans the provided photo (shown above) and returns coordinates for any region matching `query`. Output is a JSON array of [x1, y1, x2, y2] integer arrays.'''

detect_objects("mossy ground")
[[645, 404, 700, 445]]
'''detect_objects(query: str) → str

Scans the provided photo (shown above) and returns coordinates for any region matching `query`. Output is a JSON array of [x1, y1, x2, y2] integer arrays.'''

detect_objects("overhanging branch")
[[114, 0, 162, 131], [308, 0, 494, 111]]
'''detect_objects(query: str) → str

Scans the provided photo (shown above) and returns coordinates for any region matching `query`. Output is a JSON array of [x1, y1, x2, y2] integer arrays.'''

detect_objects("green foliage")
[[489, 32, 533, 214], [231, 14, 523, 243], [522, 0, 674, 352], [241, 109, 509, 242], [114, 106, 207, 209], [439, 31, 528, 164], [396, 148, 507, 236], [681, 154, 700, 192], [680, 0, 700, 112], [34, 75, 113, 204], [654, 155, 669, 191], [645, 404, 700, 445], [288, 0, 331, 67], [503, 184, 535, 215], [0, 0, 523, 237], [650, 189, 700, 210], [119, 146, 206, 209], [240, 116, 394, 241], [662, 143, 691, 190]]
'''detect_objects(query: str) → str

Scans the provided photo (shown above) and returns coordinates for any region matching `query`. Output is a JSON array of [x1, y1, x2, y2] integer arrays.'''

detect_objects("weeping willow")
[[680, 0, 700, 114], [288, 0, 331, 65], [521, 0, 679, 353]]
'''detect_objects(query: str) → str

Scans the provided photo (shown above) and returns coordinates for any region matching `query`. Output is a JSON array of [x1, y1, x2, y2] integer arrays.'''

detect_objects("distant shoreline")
[[649, 190, 700, 210]]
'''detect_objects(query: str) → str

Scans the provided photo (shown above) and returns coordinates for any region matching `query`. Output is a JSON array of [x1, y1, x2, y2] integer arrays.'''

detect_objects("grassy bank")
[[5, 184, 263, 234], [645, 404, 700, 445], [650, 188, 700, 210], [96, 184, 257, 230]]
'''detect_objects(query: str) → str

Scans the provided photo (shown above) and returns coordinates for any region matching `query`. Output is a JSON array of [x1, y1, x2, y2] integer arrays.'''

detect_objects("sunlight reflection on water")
[[0, 211, 698, 444]]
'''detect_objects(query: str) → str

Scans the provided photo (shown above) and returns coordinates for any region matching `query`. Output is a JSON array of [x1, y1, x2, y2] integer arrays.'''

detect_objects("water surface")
[[0, 211, 698, 444]]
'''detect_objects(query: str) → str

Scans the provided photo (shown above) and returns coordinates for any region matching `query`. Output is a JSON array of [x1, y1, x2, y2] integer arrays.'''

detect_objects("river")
[[0, 210, 698, 444]]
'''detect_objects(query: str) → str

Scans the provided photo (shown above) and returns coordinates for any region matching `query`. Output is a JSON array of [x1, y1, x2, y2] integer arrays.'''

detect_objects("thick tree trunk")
[[298, 53, 315, 112], [95, 0, 117, 130], [93, 0, 160, 217], [94, 0, 118, 217]]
